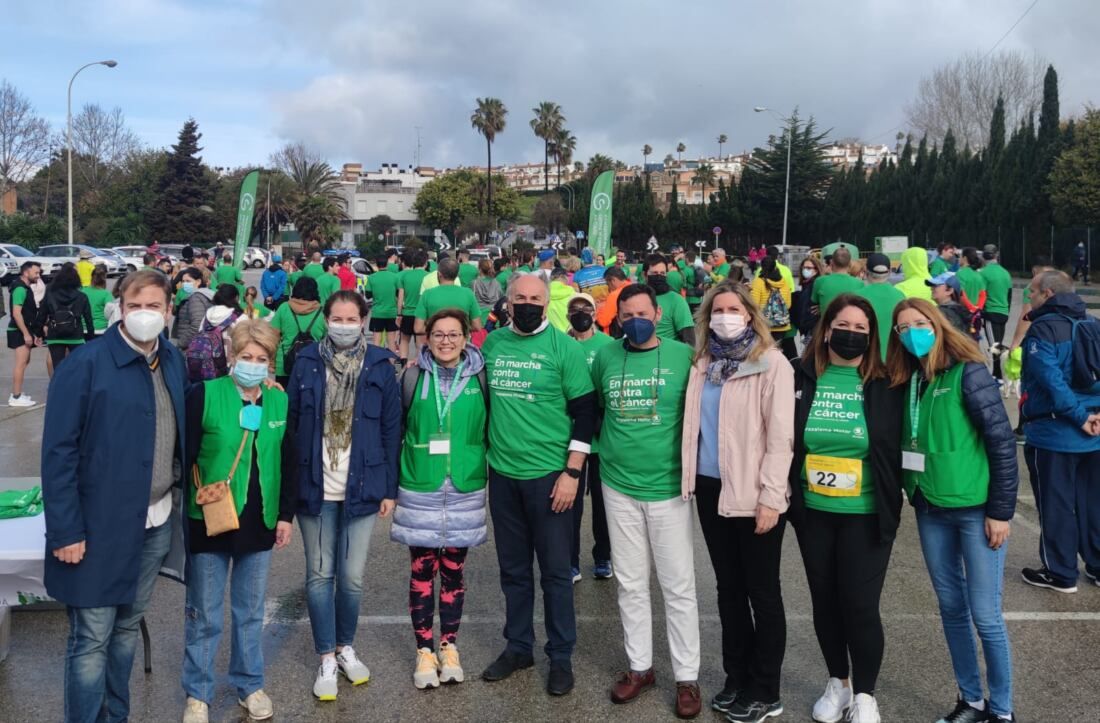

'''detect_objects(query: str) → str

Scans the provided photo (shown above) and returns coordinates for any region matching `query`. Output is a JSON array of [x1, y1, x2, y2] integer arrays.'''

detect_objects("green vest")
[[399, 371, 488, 493], [902, 363, 989, 508], [191, 376, 289, 528]]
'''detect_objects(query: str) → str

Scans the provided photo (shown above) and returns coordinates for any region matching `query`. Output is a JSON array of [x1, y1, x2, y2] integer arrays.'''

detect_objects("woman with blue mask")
[[885, 298, 1018, 723], [182, 320, 295, 723]]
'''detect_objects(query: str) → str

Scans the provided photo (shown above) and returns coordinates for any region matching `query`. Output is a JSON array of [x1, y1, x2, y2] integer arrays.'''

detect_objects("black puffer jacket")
[[911, 361, 1018, 521]]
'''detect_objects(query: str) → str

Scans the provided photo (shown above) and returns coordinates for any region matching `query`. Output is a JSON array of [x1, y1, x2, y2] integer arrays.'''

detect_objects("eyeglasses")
[[430, 332, 464, 343], [894, 320, 933, 334]]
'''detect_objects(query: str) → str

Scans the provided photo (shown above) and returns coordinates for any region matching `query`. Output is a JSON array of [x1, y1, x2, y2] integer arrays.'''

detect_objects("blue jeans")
[[298, 502, 376, 654], [916, 506, 1013, 718], [181, 549, 272, 703], [64, 521, 172, 723]]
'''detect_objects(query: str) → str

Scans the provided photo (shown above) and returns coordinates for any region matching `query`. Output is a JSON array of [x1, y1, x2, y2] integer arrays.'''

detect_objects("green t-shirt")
[[666, 268, 685, 293], [8, 286, 28, 331], [399, 268, 429, 315], [956, 267, 986, 306], [496, 268, 513, 295], [303, 263, 324, 280], [81, 287, 113, 331], [414, 284, 481, 322], [713, 262, 731, 281], [802, 364, 875, 514], [482, 326, 595, 479], [592, 339, 693, 501], [287, 270, 303, 296], [458, 262, 478, 288], [979, 262, 1012, 315], [655, 291, 694, 341], [575, 331, 615, 455], [428, 259, 438, 272], [929, 257, 949, 277], [854, 283, 905, 361], [212, 264, 242, 290], [365, 269, 400, 319], [270, 304, 326, 376], [387, 263, 400, 273], [317, 274, 340, 306], [811, 273, 864, 312]]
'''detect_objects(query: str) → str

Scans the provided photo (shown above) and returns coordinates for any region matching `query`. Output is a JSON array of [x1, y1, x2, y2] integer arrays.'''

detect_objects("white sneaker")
[[182, 697, 209, 723], [414, 647, 440, 689], [846, 693, 881, 723], [7, 394, 34, 407], [813, 678, 852, 723], [336, 645, 371, 686], [313, 657, 339, 701], [438, 641, 464, 684], [237, 689, 273, 720]]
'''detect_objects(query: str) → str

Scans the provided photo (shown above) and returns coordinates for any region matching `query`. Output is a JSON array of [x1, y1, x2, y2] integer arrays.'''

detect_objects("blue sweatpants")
[[1024, 445, 1100, 585]]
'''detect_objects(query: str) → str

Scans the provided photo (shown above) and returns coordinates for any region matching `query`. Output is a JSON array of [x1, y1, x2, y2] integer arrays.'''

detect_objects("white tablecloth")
[[0, 511, 47, 607]]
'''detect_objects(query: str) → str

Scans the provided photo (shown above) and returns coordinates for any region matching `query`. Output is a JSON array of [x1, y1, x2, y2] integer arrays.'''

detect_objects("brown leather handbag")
[[192, 431, 249, 536]]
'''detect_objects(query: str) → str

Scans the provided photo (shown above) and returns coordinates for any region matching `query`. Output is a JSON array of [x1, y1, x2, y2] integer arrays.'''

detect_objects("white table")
[[0, 478, 48, 663]]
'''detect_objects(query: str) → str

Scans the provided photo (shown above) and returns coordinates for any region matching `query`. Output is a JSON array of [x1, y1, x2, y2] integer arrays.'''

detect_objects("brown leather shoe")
[[610, 669, 656, 704], [675, 681, 702, 719]]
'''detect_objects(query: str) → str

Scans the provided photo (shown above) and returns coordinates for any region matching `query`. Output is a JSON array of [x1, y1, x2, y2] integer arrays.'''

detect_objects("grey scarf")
[[318, 334, 367, 470]]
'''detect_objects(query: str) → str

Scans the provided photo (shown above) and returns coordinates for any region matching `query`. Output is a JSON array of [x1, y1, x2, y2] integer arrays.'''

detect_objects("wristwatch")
[[564, 467, 582, 480]]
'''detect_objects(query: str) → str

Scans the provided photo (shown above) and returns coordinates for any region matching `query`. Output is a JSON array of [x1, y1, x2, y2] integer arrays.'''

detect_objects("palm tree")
[[285, 155, 343, 204], [553, 128, 576, 188], [676, 142, 686, 163], [717, 133, 728, 159], [692, 163, 717, 207], [530, 101, 565, 193], [642, 144, 653, 169], [471, 97, 508, 218]]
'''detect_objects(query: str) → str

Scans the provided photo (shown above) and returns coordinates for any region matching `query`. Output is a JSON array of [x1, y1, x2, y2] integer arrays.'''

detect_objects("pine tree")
[[147, 118, 215, 243]]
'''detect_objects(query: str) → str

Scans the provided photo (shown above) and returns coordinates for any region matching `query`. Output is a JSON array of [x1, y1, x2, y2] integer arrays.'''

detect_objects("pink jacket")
[[681, 346, 795, 516]]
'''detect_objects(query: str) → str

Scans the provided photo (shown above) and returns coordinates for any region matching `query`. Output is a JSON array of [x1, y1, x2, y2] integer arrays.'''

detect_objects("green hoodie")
[[547, 281, 576, 332], [894, 246, 933, 300]]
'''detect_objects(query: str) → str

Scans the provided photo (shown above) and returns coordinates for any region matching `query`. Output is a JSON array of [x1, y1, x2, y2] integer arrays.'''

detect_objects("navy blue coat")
[[287, 342, 401, 518], [42, 325, 187, 607]]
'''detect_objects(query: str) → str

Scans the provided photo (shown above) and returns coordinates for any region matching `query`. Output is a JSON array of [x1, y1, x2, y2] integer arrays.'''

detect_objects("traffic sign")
[[712, 226, 722, 236], [576, 231, 586, 240], [551, 240, 564, 251], [695, 240, 708, 249], [646, 236, 659, 252], [377, 233, 384, 241]]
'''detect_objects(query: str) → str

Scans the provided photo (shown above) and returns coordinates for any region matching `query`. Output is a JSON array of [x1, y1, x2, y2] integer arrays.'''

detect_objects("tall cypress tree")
[[147, 118, 215, 243]]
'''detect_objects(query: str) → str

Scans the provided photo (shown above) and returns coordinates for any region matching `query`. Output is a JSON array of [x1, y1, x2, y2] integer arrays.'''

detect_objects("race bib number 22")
[[806, 454, 862, 497]]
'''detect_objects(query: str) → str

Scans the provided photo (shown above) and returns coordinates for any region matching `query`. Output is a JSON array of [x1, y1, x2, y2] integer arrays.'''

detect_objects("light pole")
[[68, 59, 117, 244], [754, 106, 792, 247], [556, 183, 574, 211]]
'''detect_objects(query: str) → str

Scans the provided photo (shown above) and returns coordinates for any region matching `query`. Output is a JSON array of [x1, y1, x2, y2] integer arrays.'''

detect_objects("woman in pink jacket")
[[680, 280, 795, 721]]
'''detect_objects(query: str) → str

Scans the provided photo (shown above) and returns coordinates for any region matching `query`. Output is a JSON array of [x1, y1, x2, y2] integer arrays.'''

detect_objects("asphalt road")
[[0, 277, 1097, 722]]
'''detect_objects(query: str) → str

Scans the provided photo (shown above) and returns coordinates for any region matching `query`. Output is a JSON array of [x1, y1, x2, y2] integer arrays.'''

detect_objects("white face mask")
[[710, 312, 748, 340], [328, 322, 363, 348], [123, 309, 166, 342], [801, 268, 815, 279]]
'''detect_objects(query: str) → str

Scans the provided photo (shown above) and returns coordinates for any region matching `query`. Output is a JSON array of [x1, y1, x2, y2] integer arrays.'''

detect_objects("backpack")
[[49, 296, 83, 339], [1062, 315, 1100, 394], [283, 310, 321, 377], [185, 319, 232, 382], [762, 285, 790, 328]]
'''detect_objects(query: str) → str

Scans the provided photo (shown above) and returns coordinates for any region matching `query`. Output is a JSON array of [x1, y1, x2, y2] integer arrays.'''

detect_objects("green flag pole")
[[232, 170, 260, 269], [587, 170, 614, 259]]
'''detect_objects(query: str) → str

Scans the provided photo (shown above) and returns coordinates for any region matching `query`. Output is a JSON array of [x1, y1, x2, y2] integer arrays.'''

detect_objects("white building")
[[822, 143, 898, 172], [338, 163, 433, 239]]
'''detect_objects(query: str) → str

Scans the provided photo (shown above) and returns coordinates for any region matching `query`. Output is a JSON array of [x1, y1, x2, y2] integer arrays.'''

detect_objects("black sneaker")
[[1085, 567, 1100, 587], [711, 686, 740, 713], [480, 650, 534, 682], [1021, 567, 1077, 593], [547, 662, 574, 696], [936, 698, 986, 722], [725, 698, 783, 722]]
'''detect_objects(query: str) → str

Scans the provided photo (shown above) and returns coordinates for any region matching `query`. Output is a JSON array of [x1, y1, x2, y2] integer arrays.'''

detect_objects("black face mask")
[[511, 303, 545, 333], [828, 329, 870, 360], [647, 275, 670, 295], [569, 311, 594, 333]]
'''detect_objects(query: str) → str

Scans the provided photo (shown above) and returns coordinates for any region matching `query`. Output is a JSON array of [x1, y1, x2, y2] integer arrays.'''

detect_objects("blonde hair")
[[848, 259, 865, 277], [692, 281, 774, 364], [562, 256, 582, 273], [229, 319, 280, 361], [885, 298, 984, 387]]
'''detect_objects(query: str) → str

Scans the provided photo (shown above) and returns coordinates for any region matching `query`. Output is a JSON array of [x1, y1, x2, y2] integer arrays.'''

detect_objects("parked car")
[[111, 245, 166, 271], [0, 244, 62, 284], [243, 247, 270, 268], [37, 244, 124, 277]]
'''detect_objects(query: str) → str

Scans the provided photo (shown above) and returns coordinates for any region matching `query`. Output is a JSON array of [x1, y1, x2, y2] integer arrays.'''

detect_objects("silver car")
[[0, 243, 61, 281], [37, 244, 124, 277]]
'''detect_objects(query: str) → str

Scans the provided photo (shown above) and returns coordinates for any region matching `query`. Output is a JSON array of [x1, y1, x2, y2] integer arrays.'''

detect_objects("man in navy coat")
[[42, 270, 186, 723]]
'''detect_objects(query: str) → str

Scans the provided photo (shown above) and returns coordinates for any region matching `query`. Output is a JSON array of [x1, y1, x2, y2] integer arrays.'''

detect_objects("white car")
[[0, 243, 62, 282], [37, 244, 124, 277], [244, 247, 271, 268], [111, 245, 153, 271]]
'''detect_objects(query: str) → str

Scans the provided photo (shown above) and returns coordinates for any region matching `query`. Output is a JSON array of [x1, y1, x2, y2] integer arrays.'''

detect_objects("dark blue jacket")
[[261, 267, 287, 301], [1022, 293, 1100, 453], [41, 325, 187, 607], [287, 342, 401, 518]]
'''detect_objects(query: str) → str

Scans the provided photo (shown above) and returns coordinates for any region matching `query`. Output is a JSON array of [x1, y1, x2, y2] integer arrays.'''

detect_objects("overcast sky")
[[5, 0, 1097, 171]]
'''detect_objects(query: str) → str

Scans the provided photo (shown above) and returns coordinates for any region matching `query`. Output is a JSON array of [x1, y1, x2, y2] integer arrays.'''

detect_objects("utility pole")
[[415, 126, 422, 169]]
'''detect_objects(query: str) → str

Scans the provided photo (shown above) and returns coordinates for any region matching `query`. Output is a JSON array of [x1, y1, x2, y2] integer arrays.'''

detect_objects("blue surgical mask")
[[181, 282, 196, 294], [900, 328, 936, 358], [622, 317, 656, 347], [232, 360, 269, 389]]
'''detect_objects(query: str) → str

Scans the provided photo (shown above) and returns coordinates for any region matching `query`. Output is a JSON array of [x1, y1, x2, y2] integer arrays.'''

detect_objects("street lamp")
[[68, 59, 117, 244], [556, 183, 574, 211], [754, 106, 792, 247]]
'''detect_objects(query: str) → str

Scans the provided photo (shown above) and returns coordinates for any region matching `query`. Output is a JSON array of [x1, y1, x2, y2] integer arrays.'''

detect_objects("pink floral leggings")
[[409, 546, 468, 651]]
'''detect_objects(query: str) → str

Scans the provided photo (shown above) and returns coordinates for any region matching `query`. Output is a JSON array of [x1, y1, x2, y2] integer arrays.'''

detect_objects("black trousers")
[[984, 312, 1009, 379], [48, 343, 79, 368], [489, 468, 576, 663], [695, 475, 786, 703], [572, 454, 611, 568], [795, 508, 893, 695], [771, 331, 798, 361]]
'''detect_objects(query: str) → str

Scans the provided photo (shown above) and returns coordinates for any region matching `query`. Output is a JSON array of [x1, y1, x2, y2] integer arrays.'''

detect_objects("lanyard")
[[431, 360, 466, 432], [909, 369, 944, 449]]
